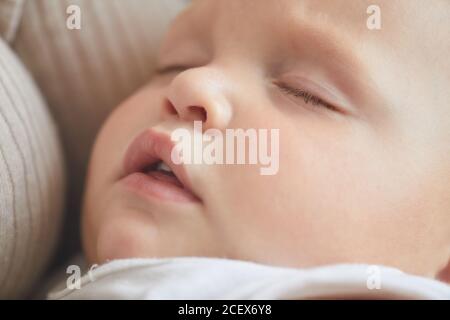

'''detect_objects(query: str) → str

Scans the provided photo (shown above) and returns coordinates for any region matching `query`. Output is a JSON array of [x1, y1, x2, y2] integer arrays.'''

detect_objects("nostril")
[[164, 99, 178, 115], [188, 106, 207, 122]]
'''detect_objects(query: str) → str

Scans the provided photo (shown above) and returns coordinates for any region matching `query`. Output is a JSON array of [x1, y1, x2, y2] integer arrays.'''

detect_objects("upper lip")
[[121, 129, 197, 197]]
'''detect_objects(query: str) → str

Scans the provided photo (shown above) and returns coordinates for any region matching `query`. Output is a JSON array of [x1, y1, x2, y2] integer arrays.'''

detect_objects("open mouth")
[[142, 160, 183, 188], [120, 129, 200, 203]]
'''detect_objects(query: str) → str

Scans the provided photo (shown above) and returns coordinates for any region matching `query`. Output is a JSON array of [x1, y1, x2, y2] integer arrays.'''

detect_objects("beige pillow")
[[0, 37, 65, 299], [9, 0, 187, 261]]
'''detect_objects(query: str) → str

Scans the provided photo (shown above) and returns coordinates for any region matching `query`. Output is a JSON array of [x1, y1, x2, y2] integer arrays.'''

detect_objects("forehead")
[[167, 0, 448, 52], [172, 1, 397, 37]]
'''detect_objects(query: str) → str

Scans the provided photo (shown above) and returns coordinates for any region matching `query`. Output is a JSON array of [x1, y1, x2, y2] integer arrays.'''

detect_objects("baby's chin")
[[84, 210, 161, 264]]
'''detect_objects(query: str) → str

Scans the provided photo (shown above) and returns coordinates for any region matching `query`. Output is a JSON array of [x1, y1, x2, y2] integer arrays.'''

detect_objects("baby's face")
[[82, 0, 450, 279]]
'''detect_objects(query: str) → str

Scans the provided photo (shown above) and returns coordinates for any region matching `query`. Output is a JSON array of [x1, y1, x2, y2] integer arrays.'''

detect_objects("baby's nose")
[[165, 67, 233, 130]]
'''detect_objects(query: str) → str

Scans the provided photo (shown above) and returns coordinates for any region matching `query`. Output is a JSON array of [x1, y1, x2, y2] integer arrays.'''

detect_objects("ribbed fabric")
[[0, 38, 65, 299], [9, 0, 187, 266], [0, 0, 25, 42]]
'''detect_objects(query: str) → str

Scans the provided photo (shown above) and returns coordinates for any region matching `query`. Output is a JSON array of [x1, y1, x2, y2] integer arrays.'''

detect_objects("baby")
[[80, 0, 450, 293]]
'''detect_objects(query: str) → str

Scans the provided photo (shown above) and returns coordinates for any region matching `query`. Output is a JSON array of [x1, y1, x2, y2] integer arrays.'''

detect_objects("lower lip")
[[120, 172, 200, 203]]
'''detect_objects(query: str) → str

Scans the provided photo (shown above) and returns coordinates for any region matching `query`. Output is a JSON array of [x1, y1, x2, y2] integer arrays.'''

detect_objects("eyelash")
[[155, 65, 189, 75], [275, 81, 337, 112]]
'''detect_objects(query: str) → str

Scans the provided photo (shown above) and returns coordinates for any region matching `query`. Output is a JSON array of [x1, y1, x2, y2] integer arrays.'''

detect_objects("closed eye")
[[275, 81, 339, 112], [155, 64, 191, 75]]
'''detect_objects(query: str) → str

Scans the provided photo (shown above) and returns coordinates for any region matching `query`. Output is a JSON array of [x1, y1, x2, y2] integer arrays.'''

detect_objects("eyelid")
[[275, 75, 350, 114], [155, 64, 190, 75], [275, 81, 324, 103]]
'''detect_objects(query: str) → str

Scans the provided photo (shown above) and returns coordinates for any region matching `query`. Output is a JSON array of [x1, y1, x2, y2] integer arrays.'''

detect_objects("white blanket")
[[47, 257, 450, 299]]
